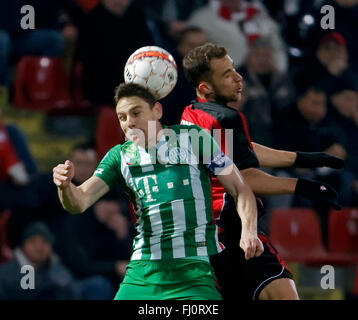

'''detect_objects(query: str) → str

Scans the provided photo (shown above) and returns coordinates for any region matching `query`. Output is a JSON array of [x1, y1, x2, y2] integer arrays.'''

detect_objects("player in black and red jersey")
[[180, 43, 344, 300]]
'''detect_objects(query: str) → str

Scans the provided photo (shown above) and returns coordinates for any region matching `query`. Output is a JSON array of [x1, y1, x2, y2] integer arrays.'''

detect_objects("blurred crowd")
[[0, 0, 358, 299]]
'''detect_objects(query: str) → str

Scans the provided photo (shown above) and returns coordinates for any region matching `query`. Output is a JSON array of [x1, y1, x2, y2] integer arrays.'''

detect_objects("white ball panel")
[[134, 60, 152, 78], [147, 75, 164, 91], [151, 59, 168, 75], [157, 84, 171, 99]]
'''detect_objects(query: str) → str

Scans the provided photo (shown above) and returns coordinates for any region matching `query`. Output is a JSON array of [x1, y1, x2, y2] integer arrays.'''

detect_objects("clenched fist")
[[53, 160, 75, 189], [240, 232, 264, 260]]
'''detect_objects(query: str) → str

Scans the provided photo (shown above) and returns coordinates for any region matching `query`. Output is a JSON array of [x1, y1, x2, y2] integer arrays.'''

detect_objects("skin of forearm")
[[217, 165, 258, 234], [252, 142, 297, 168], [235, 186, 258, 234], [241, 167, 297, 196], [57, 183, 86, 214]]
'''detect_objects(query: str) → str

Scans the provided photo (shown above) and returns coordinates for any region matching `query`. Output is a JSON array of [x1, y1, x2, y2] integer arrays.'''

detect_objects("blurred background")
[[0, 0, 357, 300]]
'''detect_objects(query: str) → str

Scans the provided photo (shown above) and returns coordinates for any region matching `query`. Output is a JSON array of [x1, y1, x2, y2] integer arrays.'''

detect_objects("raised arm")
[[216, 164, 264, 260], [241, 167, 297, 195], [241, 167, 341, 210], [53, 160, 110, 214], [252, 142, 296, 168], [252, 142, 344, 169]]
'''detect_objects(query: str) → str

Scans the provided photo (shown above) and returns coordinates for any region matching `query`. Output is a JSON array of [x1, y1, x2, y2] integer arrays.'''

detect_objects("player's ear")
[[198, 81, 213, 95], [153, 101, 163, 120]]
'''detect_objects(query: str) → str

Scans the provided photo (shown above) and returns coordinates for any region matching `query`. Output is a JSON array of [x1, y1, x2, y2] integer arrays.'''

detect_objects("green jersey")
[[94, 124, 232, 261]]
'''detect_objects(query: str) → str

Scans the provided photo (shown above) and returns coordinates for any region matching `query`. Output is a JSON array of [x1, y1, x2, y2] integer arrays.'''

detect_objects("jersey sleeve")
[[93, 146, 123, 189], [196, 126, 233, 176]]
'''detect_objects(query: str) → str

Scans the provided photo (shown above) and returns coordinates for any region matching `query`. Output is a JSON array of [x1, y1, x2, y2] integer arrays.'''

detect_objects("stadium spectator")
[[6, 141, 133, 296], [0, 116, 38, 211], [294, 31, 358, 94], [238, 36, 296, 147], [0, 122, 29, 187], [6, 143, 103, 247], [0, 1, 78, 106], [76, 0, 100, 13], [293, 0, 358, 74], [272, 84, 352, 244], [187, 0, 288, 71], [326, 75, 358, 204], [54, 197, 134, 294], [0, 221, 113, 299], [160, 26, 209, 125], [326, 0, 358, 73], [132, 0, 207, 39], [78, 0, 157, 105], [273, 85, 346, 167]]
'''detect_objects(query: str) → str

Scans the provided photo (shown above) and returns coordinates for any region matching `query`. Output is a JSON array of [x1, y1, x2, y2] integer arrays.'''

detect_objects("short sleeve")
[[93, 146, 122, 189], [197, 126, 233, 176]]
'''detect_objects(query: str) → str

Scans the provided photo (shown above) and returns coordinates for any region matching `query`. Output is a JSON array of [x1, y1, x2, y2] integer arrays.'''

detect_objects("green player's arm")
[[216, 164, 258, 235], [58, 176, 110, 214], [252, 142, 296, 168], [241, 167, 297, 196]]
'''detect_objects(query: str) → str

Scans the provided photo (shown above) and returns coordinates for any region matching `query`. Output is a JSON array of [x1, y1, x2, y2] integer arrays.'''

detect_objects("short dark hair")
[[114, 82, 157, 106], [182, 42, 227, 88]]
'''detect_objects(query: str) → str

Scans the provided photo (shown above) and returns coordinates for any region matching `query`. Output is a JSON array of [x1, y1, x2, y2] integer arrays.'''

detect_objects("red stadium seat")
[[95, 106, 125, 159], [328, 208, 358, 255], [14, 56, 72, 111], [328, 208, 358, 296], [71, 61, 92, 109], [269, 208, 353, 266]]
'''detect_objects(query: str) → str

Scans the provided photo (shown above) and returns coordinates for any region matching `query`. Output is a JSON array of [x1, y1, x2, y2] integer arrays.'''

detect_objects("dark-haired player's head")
[[183, 43, 243, 104], [114, 82, 157, 107], [114, 83, 163, 146]]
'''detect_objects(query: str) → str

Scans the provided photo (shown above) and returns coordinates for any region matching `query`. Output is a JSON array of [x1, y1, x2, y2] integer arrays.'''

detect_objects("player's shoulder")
[[107, 142, 126, 153], [169, 124, 205, 133], [193, 101, 239, 120], [100, 142, 128, 162]]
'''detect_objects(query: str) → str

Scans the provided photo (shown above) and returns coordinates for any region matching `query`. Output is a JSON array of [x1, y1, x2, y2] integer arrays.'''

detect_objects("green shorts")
[[114, 258, 222, 300]]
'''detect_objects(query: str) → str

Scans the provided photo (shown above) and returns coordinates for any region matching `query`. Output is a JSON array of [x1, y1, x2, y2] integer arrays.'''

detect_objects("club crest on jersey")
[[123, 143, 140, 165], [168, 147, 188, 164]]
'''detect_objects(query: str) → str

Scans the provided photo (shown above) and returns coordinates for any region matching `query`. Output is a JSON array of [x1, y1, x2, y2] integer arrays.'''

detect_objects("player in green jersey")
[[53, 82, 263, 300]]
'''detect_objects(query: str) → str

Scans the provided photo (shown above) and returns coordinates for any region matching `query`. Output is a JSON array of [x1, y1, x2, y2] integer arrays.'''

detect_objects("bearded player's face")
[[208, 55, 243, 103]]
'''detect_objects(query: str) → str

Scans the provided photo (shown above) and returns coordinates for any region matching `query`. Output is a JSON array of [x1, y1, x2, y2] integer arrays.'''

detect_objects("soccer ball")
[[124, 46, 178, 100]]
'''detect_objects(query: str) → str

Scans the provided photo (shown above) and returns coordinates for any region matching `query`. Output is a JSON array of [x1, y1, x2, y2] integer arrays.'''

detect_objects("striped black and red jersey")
[[180, 99, 266, 240]]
